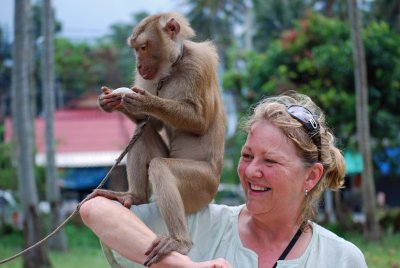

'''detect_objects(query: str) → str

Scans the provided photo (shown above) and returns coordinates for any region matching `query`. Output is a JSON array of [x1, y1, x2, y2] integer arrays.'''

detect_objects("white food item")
[[112, 87, 133, 95]]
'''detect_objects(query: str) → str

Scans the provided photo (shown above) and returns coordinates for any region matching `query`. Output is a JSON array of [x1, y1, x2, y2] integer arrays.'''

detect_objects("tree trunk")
[[323, 190, 336, 223], [347, 0, 381, 242], [12, 0, 51, 267], [41, 0, 68, 251]]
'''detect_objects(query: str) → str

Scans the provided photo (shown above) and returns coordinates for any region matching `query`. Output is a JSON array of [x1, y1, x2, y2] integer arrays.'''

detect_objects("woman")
[[80, 92, 367, 268]]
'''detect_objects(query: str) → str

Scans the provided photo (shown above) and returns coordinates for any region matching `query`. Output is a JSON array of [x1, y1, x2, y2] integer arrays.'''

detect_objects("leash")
[[0, 119, 148, 265]]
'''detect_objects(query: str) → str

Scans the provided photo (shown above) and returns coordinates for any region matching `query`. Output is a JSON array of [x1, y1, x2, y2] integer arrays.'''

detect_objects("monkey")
[[90, 12, 226, 266]]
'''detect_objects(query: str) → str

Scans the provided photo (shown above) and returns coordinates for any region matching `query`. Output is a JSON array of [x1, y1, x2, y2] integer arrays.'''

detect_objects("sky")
[[0, 0, 186, 41]]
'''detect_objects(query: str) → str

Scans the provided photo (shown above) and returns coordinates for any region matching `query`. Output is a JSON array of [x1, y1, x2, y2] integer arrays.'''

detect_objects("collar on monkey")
[[172, 42, 184, 67], [156, 43, 184, 96]]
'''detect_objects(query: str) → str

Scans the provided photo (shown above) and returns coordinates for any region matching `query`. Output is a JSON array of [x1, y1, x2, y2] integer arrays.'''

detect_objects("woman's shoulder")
[[309, 222, 367, 265], [311, 222, 353, 244]]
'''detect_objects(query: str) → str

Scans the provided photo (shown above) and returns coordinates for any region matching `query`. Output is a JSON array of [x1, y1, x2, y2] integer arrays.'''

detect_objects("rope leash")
[[0, 119, 148, 265]]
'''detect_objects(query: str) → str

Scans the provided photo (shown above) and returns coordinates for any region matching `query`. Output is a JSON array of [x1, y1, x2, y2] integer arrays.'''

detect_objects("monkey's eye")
[[140, 44, 147, 51]]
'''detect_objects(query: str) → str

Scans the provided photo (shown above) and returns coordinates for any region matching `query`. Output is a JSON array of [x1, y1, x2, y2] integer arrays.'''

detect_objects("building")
[[4, 93, 135, 199]]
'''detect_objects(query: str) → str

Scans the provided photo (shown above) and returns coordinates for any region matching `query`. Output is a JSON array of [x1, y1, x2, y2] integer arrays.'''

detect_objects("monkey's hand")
[[98, 86, 124, 112], [144, 235, 192, 267], [84, 189, 146, 209], [121, 86, 154, 114]]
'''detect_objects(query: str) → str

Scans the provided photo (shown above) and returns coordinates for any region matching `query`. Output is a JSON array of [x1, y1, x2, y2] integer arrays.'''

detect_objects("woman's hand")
[[198, 258, 233, 268], [153, 253, 232, 268]]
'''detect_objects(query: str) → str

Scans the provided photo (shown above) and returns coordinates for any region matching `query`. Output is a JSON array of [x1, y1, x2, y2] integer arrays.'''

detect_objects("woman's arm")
[[80, 196, 231, 268]]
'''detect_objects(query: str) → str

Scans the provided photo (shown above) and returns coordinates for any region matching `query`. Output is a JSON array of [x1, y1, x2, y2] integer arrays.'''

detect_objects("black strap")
[[272, 228, 302, 268], [155, 44, 184, 97]]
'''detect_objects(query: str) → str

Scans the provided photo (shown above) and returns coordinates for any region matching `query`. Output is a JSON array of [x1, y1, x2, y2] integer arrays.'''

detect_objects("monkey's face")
[[134, 42, 161, 80], [129, 28, 170, 81]]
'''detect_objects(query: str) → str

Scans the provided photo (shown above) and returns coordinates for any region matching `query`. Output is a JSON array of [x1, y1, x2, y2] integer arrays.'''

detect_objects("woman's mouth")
[[249, 183, 271, 192]]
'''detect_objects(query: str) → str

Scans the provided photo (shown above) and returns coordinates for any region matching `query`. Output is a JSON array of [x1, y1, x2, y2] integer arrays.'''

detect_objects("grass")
[[344, 231, 400, 268], [0, 223, 108, 268], [1, 222, 399, 267]]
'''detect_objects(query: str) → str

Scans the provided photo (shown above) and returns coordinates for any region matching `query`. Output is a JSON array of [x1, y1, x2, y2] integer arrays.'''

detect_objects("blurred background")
[[0, 0, 399, 267]]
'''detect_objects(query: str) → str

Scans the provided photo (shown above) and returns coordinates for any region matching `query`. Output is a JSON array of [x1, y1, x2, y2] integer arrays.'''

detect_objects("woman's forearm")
[[80, 196, 156, 264], [80, 197, 207, 267], [80, 197, 232, 268]]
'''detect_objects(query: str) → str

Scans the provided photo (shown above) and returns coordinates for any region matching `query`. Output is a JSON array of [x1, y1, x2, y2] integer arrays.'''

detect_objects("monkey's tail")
[[0, 118, 149, 265]]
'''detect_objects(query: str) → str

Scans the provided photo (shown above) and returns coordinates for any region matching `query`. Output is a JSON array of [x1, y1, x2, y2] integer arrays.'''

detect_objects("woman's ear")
[[304, 162, 324, 192]]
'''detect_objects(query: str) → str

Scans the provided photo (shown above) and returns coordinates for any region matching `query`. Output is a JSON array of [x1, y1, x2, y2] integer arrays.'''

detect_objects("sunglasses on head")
[[286, 105, 321, 161]]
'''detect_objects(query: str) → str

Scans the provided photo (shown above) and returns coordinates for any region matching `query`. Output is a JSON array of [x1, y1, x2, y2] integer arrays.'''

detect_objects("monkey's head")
[[127, 13, 195, 81]]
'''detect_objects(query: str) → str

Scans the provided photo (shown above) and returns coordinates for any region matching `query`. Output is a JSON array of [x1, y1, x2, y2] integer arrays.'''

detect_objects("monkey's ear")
[[165, 18, 181, 39], [126, 35, 133, 47]]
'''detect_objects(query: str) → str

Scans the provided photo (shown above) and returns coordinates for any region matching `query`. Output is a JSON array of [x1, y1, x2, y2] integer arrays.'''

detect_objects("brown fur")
[[95, 12, 226, 266]]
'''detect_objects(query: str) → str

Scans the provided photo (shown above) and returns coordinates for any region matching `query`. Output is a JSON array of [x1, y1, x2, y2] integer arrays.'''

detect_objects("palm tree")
[[41, 0, 67, 251], [347, 0, 380, 242], [251, 0, 310, 51], [370, 0, 400, 32], [12, 0, 51, 266], [184, 0, 247, 68]]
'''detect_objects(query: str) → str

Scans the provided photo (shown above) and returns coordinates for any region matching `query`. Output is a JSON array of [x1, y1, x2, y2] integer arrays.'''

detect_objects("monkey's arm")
[[98, 86, 162, 126], [80, 197, 231, 268], [122, 87, 211, 134]]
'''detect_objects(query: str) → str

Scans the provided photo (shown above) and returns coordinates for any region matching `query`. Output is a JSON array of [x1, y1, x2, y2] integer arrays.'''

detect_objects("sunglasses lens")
[[287, 105, 321, 160], [288, 106, 318, 131], [287, 105, 319, 132]]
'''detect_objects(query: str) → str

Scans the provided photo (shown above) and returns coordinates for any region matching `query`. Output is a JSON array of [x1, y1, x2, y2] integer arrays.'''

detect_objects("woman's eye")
[[241, 153, 252, 159], [264, 158, 277, 164]]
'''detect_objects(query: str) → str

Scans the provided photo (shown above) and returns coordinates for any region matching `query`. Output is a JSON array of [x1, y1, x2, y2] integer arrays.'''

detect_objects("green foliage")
[[251, 0, 312, 51], [343, 231, 400, 268], [379, 208, 400, 233], [322, 221, 400, 268], [0, 224, 108, 268], [221, 127, 247, 184], [0, 27, 12, 116], [368, 0, 400, 33], [54, 37, 135, 102], [55, 39, 104, 98], [223, 12, 400, 178], [363, 21, 400, 147], [0, 125, 17, 190], [0, 141, 47, 194]]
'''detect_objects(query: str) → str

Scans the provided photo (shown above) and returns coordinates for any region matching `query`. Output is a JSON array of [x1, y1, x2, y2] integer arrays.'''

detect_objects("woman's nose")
[[245, 160, 262, 179]]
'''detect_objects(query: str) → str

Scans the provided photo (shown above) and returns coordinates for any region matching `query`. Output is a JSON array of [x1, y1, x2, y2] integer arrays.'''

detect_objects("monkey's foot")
[[143, 235, 192, 267], [84, 190, 144, 209]]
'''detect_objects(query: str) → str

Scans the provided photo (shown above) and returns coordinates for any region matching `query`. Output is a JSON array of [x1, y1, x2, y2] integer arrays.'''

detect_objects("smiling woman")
[[80, 91, 367, 268]]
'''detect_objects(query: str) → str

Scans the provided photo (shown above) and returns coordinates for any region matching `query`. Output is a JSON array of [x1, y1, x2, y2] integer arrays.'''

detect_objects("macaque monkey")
[[93, 12, 226, 266]]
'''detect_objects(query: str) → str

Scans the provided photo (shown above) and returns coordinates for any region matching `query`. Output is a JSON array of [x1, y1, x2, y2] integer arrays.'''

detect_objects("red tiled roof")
[[5, 108, 135, 155]]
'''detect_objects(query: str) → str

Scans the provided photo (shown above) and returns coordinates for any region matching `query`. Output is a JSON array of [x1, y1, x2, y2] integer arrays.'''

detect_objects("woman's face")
[[237, 120, 312, 218]]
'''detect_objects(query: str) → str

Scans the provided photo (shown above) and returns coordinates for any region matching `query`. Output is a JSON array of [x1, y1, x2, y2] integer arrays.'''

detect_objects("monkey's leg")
[[144, 158, 219, 266], [87, 123, 168, 208], [126, 122, 169, 203]]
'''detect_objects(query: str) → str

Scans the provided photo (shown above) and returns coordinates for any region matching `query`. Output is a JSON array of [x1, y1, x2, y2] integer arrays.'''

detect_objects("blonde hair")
[[243, 91, 345, 225]]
